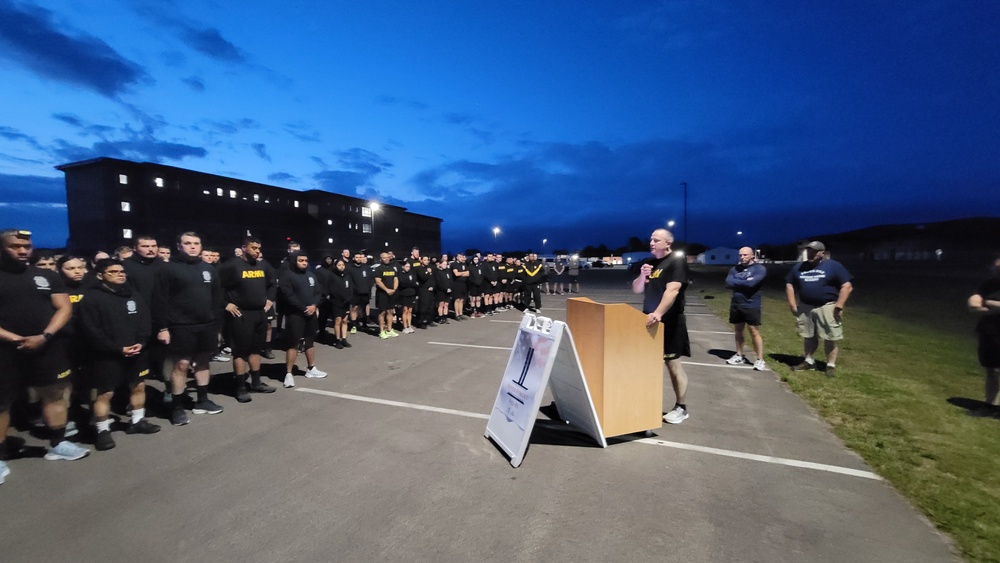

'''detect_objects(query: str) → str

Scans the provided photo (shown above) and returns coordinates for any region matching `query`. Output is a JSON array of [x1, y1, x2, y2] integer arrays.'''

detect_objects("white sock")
[[804, 356, 815, 364], [96, 419, 111, 433], [132, 408, 144, 424], [827, 363, 836, 368]]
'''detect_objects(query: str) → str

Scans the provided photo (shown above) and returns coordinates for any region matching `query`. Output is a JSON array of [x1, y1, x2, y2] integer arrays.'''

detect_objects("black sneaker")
[[95, 430, 116, 451], [126, 419, 161, 434], [334, 340, 344, 349], [261, 349, 275, 360], [192, 399, 224, 415], [341, 339, 352, 348], [235, 385, 252, 403], [171, 408, 190, 426], [249, 381, 277, 394]]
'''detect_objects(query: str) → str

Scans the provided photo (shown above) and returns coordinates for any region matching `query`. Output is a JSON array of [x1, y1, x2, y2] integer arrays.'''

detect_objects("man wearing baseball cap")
[[785, 241, 853, 377]]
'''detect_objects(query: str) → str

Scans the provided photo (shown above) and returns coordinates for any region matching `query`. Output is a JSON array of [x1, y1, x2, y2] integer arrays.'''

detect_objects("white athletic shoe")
[[726, 353, 749, 365], [753, 359, 767, 371], [284, 373, 295, 388], [663, 405, 689, 424], [305, 367, 327, 379]]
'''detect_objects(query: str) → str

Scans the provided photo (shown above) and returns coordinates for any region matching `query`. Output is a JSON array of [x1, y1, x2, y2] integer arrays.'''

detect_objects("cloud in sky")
[[132, 2, 247, 64], [251, 143, 270, 161], [267, 172, 297, 184], [0, 0, 149, 97]]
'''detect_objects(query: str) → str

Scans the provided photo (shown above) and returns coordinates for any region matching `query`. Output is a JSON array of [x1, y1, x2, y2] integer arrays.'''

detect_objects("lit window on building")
[[362, 207, 372, 218], [294, 200, 300, 208], [384, 242, 389, 247], [363, 224, 372, 234], [119, 174, 128, 184], [394, 228, 399, 233], [154, 177, 164, 188], [121, 201, 131, 212], [230, 190, 237, 199], [253, 194, 260, 202], [122, 228, 133, 239], [217, 188, 224, 197], [327, 219, 333, 225], [264, 198, 270, 204], [202, 190, 211, 195], [328, 238, 334, 243]]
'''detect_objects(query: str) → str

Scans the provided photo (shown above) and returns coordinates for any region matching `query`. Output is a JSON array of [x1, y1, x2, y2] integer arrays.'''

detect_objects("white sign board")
[[485, 314, 606, 467]]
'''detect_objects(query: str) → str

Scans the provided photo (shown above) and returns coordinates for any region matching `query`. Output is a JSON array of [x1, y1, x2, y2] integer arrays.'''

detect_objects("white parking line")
[[689, 330, 735, 334], [635, 438, 881, 480], [295, 388, 879, 480], [489, 320, 522, 324], [428, 341, 512, 351], [682, 360, 758, 370], [296, 388, 489, 420]]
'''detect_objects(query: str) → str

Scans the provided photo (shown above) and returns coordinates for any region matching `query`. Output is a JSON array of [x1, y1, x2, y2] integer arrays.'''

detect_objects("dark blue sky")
[[1, 0, 997, 251]]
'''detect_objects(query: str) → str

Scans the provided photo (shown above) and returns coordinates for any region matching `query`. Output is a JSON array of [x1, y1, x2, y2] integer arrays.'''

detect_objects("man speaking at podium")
[[632, 228, 691, 424]]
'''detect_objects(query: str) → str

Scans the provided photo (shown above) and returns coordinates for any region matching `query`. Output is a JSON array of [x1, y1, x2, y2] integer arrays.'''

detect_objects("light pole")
[[493, 226, 501, 251], [542, 238, 547, 254], [667, 219, 675, 230], [736, 230, 743, 248], [369, 202, 381, 247]]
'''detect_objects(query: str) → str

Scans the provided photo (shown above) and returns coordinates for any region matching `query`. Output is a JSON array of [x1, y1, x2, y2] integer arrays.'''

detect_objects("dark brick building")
[[57, 157, 441, 259]]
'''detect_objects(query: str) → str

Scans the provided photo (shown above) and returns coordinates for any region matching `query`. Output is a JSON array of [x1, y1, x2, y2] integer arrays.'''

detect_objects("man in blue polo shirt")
[[785, 241, 853, 377]]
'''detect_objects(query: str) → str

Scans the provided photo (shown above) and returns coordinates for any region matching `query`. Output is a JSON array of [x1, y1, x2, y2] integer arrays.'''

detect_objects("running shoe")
[[305, 366, 328, 378], [725, 354, 749, 365], [171, 408, 190, 426], [284, 373, 295, 388], [65, 420, 79, 438], [753, 359, 767, 371], [192, 399, 224, 415], [0, 460, 9, 485], [44, 441, 90, 461], [126, 419, 161, 434], [662, 405, 689, 425], [379, 330, 390, 339], [250, 381, 277, 393], [95, 430, 116, 451]]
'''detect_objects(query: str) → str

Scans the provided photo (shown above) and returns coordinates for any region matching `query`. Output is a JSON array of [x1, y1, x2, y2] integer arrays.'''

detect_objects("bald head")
[[738, 246, 754, 265], [650, 229, 674, 258]]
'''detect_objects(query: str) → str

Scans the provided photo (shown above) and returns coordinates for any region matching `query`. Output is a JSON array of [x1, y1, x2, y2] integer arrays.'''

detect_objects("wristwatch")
[[42, 331, 53, 341]]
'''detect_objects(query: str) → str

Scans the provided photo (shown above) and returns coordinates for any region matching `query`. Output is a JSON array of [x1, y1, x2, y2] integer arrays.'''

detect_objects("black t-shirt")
[[0, 264, 67, 336], [642, 253, 687, 318], [373, 263, 398, 294], [976, 276, 1000, 336]]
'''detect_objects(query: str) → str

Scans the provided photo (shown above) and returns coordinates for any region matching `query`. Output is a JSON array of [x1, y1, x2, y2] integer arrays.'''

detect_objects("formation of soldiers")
[[0, 228, 562, 485]]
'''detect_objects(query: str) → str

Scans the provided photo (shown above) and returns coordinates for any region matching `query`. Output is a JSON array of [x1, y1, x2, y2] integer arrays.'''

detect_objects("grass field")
[[689, 262, 999, 563]]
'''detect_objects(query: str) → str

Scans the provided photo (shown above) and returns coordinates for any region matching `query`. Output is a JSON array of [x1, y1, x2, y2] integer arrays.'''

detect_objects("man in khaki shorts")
[[785, 241, 853, 377]]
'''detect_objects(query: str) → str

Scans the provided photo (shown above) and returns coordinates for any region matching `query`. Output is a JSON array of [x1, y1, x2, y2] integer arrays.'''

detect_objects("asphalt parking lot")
[[0, 269, 958, 562]]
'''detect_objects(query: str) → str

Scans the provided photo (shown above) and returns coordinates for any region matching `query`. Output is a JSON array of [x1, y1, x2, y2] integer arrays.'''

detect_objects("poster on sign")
[[485, 314, 605, 468]]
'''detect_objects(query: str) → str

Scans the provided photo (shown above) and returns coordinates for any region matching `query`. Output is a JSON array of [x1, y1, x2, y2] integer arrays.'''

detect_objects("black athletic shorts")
[[399, 294, 417, 308], [225, 309, 267, 358], [662, 312, 691, 360], [453, 282, 467, 300], [285, 314, 318, 348], [978, 325, 1000, 368], [376, 291, 397, 311], [91, 351, 150, 394], [435, 289, 452, 303], [0, 337, 73, 412], [468, 283, 482, 297], [728, 303, 762, 326], [353, 293, 370, 307], [330, 303, 349, 318], [167, 322, 218, 358]]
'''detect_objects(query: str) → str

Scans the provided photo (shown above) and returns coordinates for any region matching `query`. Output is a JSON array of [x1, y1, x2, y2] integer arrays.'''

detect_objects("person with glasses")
[[78, 259, 160, 450]]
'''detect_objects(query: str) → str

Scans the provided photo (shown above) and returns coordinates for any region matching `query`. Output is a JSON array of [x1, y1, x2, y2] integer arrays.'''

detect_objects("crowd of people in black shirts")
[[0, 227, 570, 485]]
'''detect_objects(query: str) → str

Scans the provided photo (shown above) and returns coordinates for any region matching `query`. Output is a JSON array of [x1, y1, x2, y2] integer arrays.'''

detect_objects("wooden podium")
[[566, 297, 664, 437]]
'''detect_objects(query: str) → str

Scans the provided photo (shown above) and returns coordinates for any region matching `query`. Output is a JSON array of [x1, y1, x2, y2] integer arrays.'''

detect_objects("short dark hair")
[[243, 236, 261, 247], [134, 235, 157, 245], [29, 249, 55, 264], [94, 257, 123, 274], [0, 228, 31, 241]]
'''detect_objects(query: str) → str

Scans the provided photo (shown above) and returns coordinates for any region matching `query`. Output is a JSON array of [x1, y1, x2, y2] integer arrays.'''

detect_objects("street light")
[[667, 219, 675, 230], [542, 238, 547, 254], [493, 226, 501, 250]]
